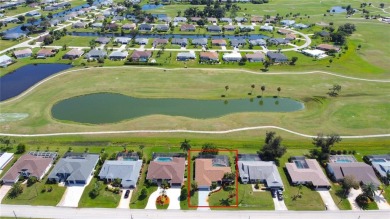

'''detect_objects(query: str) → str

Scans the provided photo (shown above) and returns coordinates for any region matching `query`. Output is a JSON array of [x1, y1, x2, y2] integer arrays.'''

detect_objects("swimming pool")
[[371, 158, 386, 163], [335, 159, 353, 163], [155, 157, 173, 162], [294, 160, 309, 169]]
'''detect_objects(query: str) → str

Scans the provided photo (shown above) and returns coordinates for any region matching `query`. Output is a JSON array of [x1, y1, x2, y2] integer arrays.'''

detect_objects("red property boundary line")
[[187, 149, 239, 208]]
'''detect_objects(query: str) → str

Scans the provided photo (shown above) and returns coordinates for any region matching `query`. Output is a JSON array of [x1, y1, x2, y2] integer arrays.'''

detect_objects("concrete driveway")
[[198, 188, 210, 210], [272, 197, 288, 211], [57, 185, 86, 207], [316, 189, 339, 210], [374, 191, 390, 210], [145, 187, 161, 209], [347, 188, 363, 210], [0, 185, 12, 202], [117, 189, 132, 209], [166, 187, 181, 210]]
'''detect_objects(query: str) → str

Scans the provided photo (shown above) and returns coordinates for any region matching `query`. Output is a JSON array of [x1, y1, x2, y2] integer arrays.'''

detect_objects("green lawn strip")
[[51, 35, 96, 47], [2, 178, 66, 206], [189, 191, 198, 207], [384, 186, 390, 203], [0, 39, 26, 51], [365, 201, 379, 210], [129, 159, 158, 209], [236, 184, 274, 210], [328, 183, 352, 210], [3, 5, 35, 17], [78, 177, 121, 208]]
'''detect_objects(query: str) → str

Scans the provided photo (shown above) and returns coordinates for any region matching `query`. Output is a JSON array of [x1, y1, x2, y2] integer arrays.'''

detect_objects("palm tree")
[[250, 84, 255, 95], [261, 85, 266, 96], [362, 182, 377, 200], [277, 87, 281, 97], [180, 139, 191, 152], [224, 85, 229, 97]]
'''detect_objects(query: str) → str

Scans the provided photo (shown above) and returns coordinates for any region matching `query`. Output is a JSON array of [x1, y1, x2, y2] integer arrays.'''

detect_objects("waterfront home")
[[171, 38, 188, 47], [0, 55, 13, 67], [180, 24, 196, 32], [212, 39, 227, 46], [85, 49, 107, 59], [62, 49, 84, 59], [13, 48, 32, 59], [36, 48, 57, 58]]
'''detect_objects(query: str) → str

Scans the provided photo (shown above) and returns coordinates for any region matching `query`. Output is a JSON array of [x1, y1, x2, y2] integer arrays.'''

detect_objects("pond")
[[0, 64, 73, 101], [330, 6, 347, 13], [142, 4, 163, 10], [51, 93, 304, 124]]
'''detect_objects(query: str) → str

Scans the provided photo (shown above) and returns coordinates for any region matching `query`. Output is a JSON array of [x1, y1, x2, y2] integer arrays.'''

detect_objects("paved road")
[[1, 204, 390, 219]]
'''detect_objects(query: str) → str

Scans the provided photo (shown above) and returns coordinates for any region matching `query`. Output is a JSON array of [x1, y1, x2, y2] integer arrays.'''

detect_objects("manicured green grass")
[[2, 5, 35, 17], [2, 178, 66, 206], [2, 67, 390, 138], [236, 184, 274, 210], [277, 149, 325, 210], [0, 39, 26, 51], [78, 177, 121, 208], [51, 35, 96, 47], [365, 200, 379, 210], [129, 160, 158, 209], [189, 191, 198, 207], [328, 183, 352, 210]]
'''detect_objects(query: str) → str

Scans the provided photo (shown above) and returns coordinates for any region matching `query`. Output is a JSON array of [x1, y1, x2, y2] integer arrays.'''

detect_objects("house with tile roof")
[[285, 156, 331, 188], [195, 156, 231, 189], [130, 50, 152, 62], [13, 48, 32, 59], [1, 153, 54, 184], [146, 157, 185, 187]]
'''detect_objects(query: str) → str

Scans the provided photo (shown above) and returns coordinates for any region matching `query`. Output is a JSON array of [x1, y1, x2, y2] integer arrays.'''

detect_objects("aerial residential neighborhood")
[[0, 0, 389, 219]]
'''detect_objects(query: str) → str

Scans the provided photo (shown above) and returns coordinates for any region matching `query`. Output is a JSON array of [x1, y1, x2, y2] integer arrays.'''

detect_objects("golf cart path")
[[1, 125, 389, 138]]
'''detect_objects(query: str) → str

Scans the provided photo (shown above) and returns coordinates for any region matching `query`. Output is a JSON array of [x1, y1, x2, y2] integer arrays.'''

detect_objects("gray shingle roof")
[[98, 160, 142, 188], [238, 160, 284, 188], [48, 153, 99, 183]]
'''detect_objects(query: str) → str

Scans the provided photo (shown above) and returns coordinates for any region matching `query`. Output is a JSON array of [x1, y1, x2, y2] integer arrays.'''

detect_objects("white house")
[[223, 52, 242, 62], [301, 49, 327, 59], [0, 152, 14, 170]]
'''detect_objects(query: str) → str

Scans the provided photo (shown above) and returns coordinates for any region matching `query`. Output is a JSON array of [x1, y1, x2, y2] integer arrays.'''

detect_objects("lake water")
[[51, 93, 304, 124], [330, 6, 347, 13], [0, 64, 73, 101], [142, 4, 163, 10]]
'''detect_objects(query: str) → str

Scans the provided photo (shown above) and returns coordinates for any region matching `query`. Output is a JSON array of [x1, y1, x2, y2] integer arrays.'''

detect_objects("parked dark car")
[[277, 190, 283, 201], [124, 190, 130, 199], [271, 190, 277, 198]]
